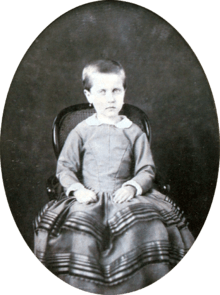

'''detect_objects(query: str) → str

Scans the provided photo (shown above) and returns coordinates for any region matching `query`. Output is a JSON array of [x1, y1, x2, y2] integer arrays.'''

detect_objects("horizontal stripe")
[[65, 211, 105, 234], [159, 209, 186, 228], [36, 211, 58, 231], [36, 198, 187, 237], [108, 204, 187, 237], [37, 240, 187, 286], [36, 208, 106, 243], [59, 212, 106, 243], [108, 205, 162, 237], [109, 206, 160, 230]]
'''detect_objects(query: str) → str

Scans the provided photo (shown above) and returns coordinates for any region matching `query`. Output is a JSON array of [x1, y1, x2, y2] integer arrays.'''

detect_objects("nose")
[[106, 91, 116, 103]]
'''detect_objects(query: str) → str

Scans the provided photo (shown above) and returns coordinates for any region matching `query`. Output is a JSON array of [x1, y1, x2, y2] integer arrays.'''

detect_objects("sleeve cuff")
[[66, 183, 85, 197], [122, 180, 142, 196]]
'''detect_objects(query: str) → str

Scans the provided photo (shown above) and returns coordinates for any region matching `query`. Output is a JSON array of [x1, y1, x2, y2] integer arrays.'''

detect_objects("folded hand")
[[74, 188, 98, 204], [113, 185, 136, 204]]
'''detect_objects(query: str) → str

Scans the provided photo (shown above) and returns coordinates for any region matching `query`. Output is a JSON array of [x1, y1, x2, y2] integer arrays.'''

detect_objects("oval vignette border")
[[0, 1, 219, 295]]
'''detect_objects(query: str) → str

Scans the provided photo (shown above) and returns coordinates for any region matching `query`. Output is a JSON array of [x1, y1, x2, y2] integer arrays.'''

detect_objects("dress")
[[34, 114, 194, 294]]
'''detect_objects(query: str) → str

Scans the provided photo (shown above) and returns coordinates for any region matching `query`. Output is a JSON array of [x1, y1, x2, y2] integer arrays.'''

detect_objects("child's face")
[[84, 72, 125, 119]]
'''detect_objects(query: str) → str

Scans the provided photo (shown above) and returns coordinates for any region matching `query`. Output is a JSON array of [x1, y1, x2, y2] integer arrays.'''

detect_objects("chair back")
[[52, 103, 151, 158]]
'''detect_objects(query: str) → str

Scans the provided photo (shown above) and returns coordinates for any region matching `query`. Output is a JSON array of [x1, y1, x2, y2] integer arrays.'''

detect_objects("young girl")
[[34, 60, 194, 294]]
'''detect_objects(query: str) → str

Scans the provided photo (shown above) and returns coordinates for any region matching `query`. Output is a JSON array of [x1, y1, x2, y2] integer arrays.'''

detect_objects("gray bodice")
[[56, 116, 155, 196]]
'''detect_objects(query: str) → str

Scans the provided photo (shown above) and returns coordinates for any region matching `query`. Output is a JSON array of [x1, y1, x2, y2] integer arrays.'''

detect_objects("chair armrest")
[[155, 183, 170, 195], [46, 175, 62, 200], [154, 172, 171, 195]]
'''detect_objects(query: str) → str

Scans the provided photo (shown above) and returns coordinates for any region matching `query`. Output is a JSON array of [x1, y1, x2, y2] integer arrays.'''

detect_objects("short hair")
[[82, 59, 126, 91]]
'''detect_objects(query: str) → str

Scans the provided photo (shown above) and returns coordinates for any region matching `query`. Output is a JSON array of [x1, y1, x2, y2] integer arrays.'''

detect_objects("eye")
[[113, 88, 122, 94], [98, 89, 106, 95]]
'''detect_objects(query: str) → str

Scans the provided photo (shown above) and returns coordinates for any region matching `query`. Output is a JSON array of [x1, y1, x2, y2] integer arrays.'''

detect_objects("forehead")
[[90, 71, 124, 88]]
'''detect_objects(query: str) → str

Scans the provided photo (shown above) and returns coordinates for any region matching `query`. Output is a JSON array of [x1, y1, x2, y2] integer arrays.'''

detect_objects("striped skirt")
[[34, 189, 194, 294]]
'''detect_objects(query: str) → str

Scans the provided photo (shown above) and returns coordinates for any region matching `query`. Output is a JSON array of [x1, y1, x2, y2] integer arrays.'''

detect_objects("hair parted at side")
[[82, 59, 126, 91]]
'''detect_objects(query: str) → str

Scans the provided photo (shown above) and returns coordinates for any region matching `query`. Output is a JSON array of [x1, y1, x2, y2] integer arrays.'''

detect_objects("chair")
[[46, 103, 170, 200]]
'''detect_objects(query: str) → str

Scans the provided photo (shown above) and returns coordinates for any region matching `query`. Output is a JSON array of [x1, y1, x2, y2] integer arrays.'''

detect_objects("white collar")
[[85, 114, 132, 129]]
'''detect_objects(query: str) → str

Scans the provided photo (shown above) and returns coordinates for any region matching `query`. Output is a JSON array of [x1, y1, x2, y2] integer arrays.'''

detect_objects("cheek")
[[117, 95, 125, 106], [93, 98, 106, 110]]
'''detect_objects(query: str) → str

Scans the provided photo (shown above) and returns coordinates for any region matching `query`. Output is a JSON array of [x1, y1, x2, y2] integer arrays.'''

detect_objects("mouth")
[[106, 106, 116, 109]]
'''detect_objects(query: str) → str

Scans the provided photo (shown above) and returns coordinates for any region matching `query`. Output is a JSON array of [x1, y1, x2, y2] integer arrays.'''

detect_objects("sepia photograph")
[[1, 1, 219, 294]]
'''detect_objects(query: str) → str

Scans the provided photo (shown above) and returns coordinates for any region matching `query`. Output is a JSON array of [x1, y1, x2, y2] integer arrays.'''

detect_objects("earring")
[[89, 103, 93, 107]]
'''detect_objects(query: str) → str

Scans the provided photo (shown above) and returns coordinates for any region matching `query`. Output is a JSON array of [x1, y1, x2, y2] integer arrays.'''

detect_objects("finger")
[[113, 196, 120, 203], [85, 192, 98, 203], [93, 193, 98, 201], [91, 194, 98, 202], [119, 194, 131, 204], [88, 194, 96, 201], [112, 192, 118, 203], [113, 192, 123, 203], [122, 195, 133, 203], [120, 192, 134, 203], [84, 197, 93, 204], [114, 192, 127, 203], [89, 197, 97, 203], [79, 198, 89, 204], [77, 198, 84, 204], [113, 189, 121, 199], [126, 195, 134, 202], [86, 193, 94, 200]]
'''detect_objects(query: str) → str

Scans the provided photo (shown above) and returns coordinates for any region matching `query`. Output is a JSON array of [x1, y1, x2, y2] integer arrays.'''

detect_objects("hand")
[[113, 185, 136, 204], [74, 188, 98, 204]]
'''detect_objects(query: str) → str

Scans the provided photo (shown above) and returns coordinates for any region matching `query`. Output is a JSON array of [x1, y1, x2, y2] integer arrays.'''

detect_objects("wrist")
[[66, 183, 85, 196], [125, 185, 137, 194], [122, 180, 142, 196]]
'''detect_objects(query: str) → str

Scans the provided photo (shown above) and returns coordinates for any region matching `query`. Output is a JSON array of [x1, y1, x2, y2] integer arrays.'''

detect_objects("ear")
[[83, 89, 93, 104]]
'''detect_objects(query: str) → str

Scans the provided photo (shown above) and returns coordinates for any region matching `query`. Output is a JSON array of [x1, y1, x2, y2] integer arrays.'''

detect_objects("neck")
[[97, 114, 122, 125]]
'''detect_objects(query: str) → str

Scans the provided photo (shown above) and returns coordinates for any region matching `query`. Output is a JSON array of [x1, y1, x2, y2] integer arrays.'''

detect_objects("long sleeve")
[[123, 132, 155, 195], [56, 129, 84, 196]]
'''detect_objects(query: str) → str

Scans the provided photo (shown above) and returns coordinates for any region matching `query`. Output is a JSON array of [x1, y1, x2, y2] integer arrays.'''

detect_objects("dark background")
[[1, 1, 219, 251]]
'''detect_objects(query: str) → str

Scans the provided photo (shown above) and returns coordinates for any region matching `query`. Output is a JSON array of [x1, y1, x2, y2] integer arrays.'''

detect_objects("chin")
[[106, 111, 119, 117]]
